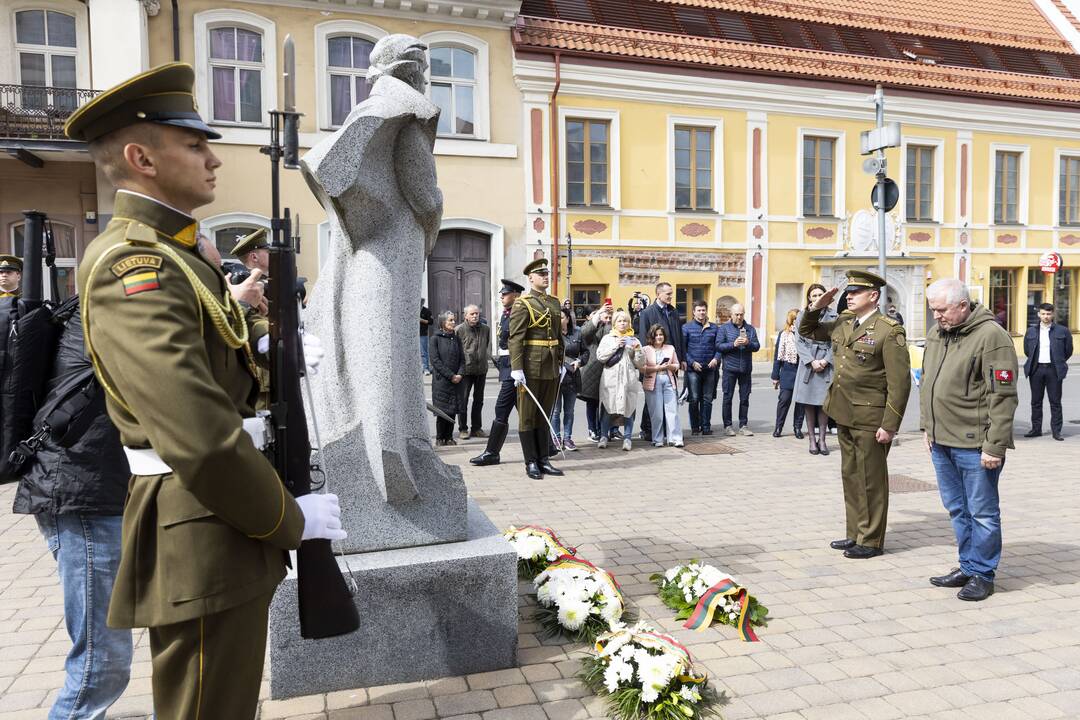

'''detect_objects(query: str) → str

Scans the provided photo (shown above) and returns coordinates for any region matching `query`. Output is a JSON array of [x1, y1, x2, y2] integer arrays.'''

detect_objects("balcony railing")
[[0, 84, 101, 141]]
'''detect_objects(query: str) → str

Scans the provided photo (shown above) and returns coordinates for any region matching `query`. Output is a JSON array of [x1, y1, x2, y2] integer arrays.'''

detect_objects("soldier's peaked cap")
[[845, 269, 886, 294], [524, 258, 549, 275], [64, 62, 221, 143], [0, 255, 22, 272], [231, 228, 270, 257], [499, 278, 525, 295]]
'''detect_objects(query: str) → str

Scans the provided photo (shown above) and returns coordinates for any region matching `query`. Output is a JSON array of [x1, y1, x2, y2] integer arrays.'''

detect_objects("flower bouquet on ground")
[[503, 525, 577, 579], [650, 562, 767, 642], [534, 555, 627, 642], [580, 621, 723, 720]]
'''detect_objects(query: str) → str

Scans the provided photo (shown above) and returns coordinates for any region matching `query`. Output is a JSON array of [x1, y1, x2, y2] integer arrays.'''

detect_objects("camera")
[[222, 261, 251, 285]]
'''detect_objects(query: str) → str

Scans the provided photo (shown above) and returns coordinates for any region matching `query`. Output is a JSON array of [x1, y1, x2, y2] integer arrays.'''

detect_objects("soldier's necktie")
[[853, 319, 860, 330]]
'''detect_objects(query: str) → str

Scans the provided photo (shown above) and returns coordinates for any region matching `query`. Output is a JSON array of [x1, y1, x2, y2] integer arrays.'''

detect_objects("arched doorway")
[[427, 228, 491, 323]]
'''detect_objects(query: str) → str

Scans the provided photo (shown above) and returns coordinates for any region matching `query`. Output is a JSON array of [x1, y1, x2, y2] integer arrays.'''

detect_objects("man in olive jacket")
[[921, 278, 1017, 602], [455, 304, 491, 439]]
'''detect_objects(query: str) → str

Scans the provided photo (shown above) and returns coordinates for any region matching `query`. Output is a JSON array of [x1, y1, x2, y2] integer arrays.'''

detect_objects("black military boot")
[[536, 428, 565, 476], [520, 431, 543, 479], [470, 420, 508, 466]]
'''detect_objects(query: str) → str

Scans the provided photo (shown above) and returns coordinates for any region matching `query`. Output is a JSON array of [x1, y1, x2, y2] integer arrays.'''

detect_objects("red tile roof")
[[514, 16, 1080, 105], [656, 0, 1071, 52]]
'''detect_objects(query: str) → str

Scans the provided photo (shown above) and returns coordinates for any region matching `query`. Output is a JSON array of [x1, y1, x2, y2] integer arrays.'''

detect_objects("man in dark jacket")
[[1023, 302, 1073, 441], [922, 279, 1018, 601], [13, 302, 133, 717], [455, 304, 491, 439], [682, 300, 720, 435], [471, 279, 525, 466], [716, 303, 760, 435], [635, 282, 684, 440]]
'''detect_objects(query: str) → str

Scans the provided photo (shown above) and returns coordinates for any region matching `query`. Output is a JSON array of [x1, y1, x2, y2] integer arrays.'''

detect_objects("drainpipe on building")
[[172, 0, 181, 61], [549, 51, 561, 296]]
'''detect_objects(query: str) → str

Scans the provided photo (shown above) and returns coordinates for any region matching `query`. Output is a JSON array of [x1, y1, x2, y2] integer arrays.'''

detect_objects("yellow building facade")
[[513, 2, 1080, 354]]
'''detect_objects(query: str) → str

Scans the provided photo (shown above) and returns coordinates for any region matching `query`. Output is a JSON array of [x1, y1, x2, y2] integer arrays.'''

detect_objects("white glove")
[[296, 493, 347, 541], [302, 332, 325, 375], [257, 334, 270, 355], [511, 369, 527, 386], [559, 365, 567, 382]]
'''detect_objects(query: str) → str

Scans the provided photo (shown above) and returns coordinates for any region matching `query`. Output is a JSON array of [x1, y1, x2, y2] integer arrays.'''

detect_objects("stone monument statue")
[[268, 35, 516, 699]]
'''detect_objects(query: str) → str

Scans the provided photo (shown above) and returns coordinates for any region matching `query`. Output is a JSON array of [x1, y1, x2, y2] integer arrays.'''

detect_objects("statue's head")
[[368, 34, 429, 93]]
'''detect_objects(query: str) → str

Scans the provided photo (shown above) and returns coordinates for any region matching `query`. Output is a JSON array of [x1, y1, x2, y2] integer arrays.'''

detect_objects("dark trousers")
[[458, 373, 486, 432], [721, 370, 752, 428], [493, 376, 516, 424], [1030, 364, 1063, 435], [436, 417, 454, 441], [149, 592, 271, 720], [775, 389, 805, 432], [686, 367, 717, 431]]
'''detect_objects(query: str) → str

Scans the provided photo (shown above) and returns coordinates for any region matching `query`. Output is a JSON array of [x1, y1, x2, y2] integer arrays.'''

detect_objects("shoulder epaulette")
[[881, 316, 899, 327], [122, 221, 159, 246]]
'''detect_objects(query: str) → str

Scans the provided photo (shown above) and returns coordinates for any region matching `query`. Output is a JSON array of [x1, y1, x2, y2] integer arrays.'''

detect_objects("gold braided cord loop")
[[519, 296, 551, 330]]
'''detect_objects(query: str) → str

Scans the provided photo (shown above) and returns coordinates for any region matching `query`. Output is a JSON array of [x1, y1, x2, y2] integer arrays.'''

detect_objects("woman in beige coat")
[[596, 309, 646, 451]]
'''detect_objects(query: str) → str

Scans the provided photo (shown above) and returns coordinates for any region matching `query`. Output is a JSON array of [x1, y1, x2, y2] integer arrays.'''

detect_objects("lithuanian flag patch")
[[121, 270, 161, 296]]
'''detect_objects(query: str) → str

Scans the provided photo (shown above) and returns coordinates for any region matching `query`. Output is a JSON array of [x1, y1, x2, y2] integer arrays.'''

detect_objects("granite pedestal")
[[268, 499, 518, 700]]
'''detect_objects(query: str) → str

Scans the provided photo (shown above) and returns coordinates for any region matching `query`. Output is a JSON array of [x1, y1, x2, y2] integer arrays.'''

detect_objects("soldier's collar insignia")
[[172, 223, 198, 248]]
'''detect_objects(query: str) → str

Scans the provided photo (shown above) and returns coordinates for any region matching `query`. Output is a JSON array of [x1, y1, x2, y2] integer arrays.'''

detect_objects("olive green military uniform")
[[509, 259, 564, 472], [231, 230, 273, 408], [800, 275, 911, 550], [0, 254, 21, 300], [67, 64, 304, 719]]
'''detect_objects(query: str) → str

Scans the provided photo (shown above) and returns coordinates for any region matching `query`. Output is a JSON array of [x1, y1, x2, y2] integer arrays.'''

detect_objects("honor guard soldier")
[[799, 270, 911, 559], [0, 255, 22, 301], [471, 278, 525, 466], [64, 63, 343, 719], [508, 259, 565, 479], [232, 227, 271, 275]]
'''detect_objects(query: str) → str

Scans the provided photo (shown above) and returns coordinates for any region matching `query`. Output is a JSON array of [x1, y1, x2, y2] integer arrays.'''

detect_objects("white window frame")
[[796, 128, 845, 220], [13, 7, 78, 91], [899, 136, 944, 224], [315, 20, 386, 131], [193, 9, 276, 128], [1052, 148, 1080, 228], [200, 212, 271, 259], [988, 143, 1029, 226], [666, 115, 724, 215], [420, 31, 489, 141], [8, 219, 77, 301], [557, 106, 621, 210]]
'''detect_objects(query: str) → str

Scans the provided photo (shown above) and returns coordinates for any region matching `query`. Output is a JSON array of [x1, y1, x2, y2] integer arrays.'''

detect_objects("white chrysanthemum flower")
[[558, 599, 592, 630], [664, 566, 680, 582], [679, 685, 701, 703], [728, 611, 738, 620]]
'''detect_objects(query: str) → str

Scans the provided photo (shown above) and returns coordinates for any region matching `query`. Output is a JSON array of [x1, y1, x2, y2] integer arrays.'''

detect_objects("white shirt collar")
[[856, 309, 877, 326], [116, 189, 195, 221]]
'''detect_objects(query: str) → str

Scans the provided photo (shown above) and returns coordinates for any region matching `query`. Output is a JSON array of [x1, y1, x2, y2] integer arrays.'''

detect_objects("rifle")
[[262, 34, 360, 640]]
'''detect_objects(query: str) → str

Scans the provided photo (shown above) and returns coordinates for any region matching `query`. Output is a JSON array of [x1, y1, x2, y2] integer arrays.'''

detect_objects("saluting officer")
[[471, 278, 525, 466], [0, 255, 22, 301], [799, 270, 911, 559], [64, 63, 344, 719], [508, 258, 565, 479]]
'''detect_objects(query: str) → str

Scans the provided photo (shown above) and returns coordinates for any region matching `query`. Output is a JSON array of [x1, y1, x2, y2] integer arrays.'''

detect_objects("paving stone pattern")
[[2, 428, 1079, 719]]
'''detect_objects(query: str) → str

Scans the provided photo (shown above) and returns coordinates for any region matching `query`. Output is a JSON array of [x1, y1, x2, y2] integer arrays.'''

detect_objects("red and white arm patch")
[[994, 369, 1013, 385]]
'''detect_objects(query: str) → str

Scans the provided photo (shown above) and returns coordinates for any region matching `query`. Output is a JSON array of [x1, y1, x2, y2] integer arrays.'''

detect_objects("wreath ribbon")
[[682, 578, 759, 642]]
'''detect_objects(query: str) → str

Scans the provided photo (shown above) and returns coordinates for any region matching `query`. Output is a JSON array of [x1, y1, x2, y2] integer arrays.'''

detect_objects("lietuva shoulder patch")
[[110, 254, 164, 278]]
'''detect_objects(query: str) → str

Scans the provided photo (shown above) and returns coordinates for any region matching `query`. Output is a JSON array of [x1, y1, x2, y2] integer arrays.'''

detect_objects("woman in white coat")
[[596, 309, 646, 451]]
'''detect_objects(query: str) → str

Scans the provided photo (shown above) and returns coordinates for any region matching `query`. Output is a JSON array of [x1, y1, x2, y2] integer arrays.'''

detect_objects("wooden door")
[[427, 229, 490, 324]]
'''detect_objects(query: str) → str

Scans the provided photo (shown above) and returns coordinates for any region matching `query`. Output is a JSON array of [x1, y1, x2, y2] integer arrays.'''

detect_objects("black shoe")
[[639, 431, 650, 441], [772, 428, 782, 438], [537, 458, 564, 476], [469, 451, 500, 466], [818, 441, 830, 456], [691, 428, 701, 436], [957, 576, 994, 601], [794, 428, 804, 439], [1024, 429, 1042, 438], [611, 429, 623, 440], [702, 428, 714, 436], [525, 461, 544, 479], [1053, 433, 1065, 441], [809, 438, 820, 455], [930, 568, 971, 588], [843, 544, 884, 559], [830, 538, 855, 550]]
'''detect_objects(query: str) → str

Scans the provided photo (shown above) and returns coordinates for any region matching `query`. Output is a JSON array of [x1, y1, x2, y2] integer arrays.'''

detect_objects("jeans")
[[420, 335, 430, 372], [551, 384, 577, 440], [600, 410, 635, 439], [721, 370, 752, 428], [458, 373, 486, 432], [930, 444, 1004, 581], [35, 513, 132, 720], [685, 367, 717, 431], [645, 374, 683, 444]]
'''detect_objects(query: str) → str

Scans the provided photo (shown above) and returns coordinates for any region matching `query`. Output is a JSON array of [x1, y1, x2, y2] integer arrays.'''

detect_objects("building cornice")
[[233, 0, 521, 29], [513, 57, 1080, 140]]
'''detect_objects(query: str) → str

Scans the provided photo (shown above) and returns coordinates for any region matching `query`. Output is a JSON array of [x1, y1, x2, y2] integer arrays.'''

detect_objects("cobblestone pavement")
[[2, 422, 1080, 718]]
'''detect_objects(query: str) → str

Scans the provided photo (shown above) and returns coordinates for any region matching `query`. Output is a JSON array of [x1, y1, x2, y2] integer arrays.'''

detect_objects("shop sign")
[[1040, 251, 1063, 273]]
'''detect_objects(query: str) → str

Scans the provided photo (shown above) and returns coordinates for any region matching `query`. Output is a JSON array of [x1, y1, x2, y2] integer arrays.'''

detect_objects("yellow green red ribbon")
[[682, 578, 759, 642]]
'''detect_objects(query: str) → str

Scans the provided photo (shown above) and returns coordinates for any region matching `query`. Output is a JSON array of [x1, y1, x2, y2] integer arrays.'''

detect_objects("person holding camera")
[[596, 310, 646, 451], [643, 323, 684, 447], [579, 302, 613, 442], [551, 307, 588, 450], [716, 303, 760, 436]]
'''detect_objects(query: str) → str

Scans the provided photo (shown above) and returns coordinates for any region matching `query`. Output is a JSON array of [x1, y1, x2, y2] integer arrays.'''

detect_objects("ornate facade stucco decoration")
[[573, 219, 607, 235], [680, 222, 710, 237], [807, 226, 834, 240], [997, 233, 1018, 244], [909, 231, 931, 243]]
